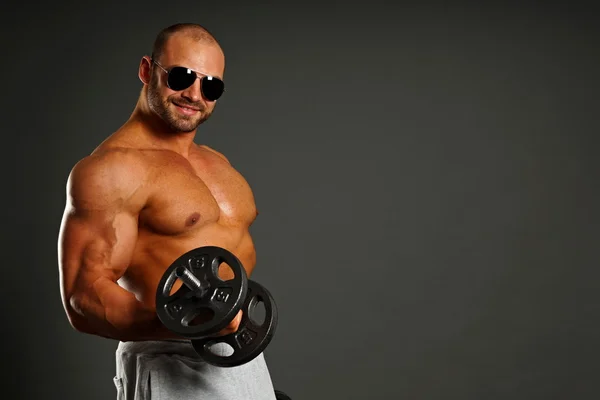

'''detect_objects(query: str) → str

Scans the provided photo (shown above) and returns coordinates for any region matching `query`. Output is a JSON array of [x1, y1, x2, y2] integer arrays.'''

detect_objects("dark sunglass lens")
[[168, 67, 196, 91], [202, 77, 225, 101]]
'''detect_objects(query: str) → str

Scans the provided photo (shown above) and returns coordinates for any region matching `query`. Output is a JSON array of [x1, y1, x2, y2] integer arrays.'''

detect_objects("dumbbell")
[[274, 389, 292, 399], [155, 246, 278, 367]]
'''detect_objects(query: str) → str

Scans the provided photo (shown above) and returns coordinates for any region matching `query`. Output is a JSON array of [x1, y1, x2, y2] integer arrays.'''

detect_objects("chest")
[[140, 153, 257, 235]]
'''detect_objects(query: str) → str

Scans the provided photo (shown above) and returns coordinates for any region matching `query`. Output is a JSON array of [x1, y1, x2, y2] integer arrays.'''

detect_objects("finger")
[[229, 310, 243, 330], [217, 310, 243, 336]]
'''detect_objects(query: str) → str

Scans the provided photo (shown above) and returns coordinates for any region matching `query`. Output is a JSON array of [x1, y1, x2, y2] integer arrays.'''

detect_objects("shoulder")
[[70, 147, 148, 183], [67, 148, 149, 210], [198, 144, 231, 164]]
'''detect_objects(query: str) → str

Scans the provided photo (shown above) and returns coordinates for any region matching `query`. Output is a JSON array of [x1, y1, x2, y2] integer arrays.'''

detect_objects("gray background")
[[2, 2, 599, 399]]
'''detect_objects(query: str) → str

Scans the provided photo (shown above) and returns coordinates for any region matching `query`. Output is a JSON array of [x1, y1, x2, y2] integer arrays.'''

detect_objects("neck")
[[123, 93, 198, 157]]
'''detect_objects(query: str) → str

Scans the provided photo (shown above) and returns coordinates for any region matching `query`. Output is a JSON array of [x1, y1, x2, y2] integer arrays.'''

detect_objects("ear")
[[138, 56, 152, 85]]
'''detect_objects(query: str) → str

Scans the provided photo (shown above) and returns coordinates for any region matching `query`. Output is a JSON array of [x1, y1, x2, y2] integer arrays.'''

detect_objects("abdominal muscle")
[[118, 222, 257, 310]]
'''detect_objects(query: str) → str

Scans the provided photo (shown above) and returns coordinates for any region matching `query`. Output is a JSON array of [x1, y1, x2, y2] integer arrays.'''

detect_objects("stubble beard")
[[146, 74, 212, 133]]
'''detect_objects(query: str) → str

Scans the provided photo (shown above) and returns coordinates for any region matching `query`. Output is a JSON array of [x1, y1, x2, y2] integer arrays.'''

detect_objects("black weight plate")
[[191, 280, 278, 367], [274, 390, 292, 400], [156, 246, 248, 338]]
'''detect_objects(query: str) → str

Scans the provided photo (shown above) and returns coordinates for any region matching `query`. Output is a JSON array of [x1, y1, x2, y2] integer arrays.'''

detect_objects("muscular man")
[[58, 23, 276, 399]]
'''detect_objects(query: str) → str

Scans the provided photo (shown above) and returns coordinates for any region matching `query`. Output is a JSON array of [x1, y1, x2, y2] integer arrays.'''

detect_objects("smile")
[[174, 104, 200, 115]]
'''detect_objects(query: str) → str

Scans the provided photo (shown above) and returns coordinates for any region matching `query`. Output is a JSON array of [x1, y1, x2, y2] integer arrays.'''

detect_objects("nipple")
[[185, 212, 201, 227]]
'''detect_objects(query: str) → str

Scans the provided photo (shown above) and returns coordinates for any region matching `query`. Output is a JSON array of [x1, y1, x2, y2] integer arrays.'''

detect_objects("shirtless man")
[[58, 23, 276, 399]]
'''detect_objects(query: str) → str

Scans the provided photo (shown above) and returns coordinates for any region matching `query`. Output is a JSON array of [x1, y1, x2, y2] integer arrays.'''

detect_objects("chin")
[[169, 117, 207, 133]]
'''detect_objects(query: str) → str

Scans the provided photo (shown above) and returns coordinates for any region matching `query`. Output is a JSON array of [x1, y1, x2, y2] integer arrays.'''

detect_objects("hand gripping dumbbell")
[[155, 246, 278, 367]]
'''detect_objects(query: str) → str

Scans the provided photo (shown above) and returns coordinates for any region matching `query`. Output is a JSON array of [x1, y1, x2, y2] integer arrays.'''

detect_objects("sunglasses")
[[151, 59, 225, 101]]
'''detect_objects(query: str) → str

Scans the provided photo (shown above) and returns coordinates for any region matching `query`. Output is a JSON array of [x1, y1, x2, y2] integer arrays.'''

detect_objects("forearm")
[[68, 276, 181, 342]]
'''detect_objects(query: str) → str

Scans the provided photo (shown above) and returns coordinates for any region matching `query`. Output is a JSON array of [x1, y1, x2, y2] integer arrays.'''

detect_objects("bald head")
[[151, 23, 222, 62]]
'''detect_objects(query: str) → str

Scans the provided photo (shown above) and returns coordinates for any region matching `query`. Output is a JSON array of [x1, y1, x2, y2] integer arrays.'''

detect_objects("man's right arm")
[[58, 151, 176, 342]]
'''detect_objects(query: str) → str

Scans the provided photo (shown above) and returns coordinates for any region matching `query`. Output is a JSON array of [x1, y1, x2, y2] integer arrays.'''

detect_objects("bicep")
[[58, 152, 147, 323], [58, 205, 138, 307]]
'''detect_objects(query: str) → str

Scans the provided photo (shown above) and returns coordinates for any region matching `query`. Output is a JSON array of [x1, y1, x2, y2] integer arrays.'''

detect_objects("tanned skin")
[[58, 30, 256, 342]]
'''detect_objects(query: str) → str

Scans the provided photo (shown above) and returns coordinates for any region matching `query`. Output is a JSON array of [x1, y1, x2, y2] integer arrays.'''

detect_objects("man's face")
[[147, 35, 225, 133]]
